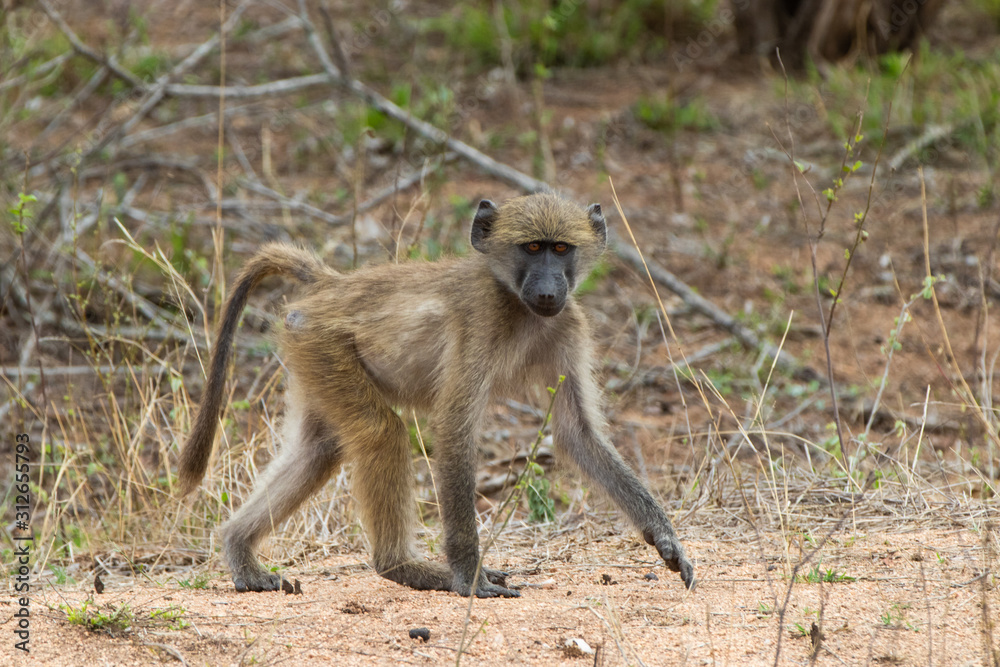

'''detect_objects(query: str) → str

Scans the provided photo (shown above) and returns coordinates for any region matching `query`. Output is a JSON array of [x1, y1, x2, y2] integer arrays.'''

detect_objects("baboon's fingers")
[[482, 567, 510, 587], [663, 549, 696, 590], [679, 559, 696, 590], [652, 535, 696, 590], [473, 582, 521, 599]]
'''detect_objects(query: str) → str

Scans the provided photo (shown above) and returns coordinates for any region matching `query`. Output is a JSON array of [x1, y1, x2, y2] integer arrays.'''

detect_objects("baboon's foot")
[[456, 579, 521, 598], [643, 528, 695, 590], [482, 566, 511, 588], [224, 533, 285, 592], [232, 566, 285, 593], [472, 581, 520, 598], [452, 570, 520, 598], [376, 559, 453, 592]]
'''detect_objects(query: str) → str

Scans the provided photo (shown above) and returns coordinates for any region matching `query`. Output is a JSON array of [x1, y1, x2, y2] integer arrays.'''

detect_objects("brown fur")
[[178, 193, 693, 596]]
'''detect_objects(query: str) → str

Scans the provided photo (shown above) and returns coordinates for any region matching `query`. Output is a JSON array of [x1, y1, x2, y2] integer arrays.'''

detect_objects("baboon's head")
[[471, 193, 607, 317]]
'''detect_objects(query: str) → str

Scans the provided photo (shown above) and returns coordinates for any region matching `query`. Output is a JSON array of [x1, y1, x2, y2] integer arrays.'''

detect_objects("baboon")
[[179, 193, 694, 597]]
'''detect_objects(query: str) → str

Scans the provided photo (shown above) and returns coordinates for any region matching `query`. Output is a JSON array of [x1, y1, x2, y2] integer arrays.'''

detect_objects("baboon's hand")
[[452, 571, 521, 598], [233, 570, 285, 593], [644, 529, 695, 590]]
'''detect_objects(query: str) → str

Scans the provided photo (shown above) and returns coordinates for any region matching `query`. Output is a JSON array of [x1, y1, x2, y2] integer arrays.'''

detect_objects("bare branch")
[[38, 0, 145, 88], [613, 238, 806, 377], [163, 74, 331, 99], [0, 52, 72, 92]]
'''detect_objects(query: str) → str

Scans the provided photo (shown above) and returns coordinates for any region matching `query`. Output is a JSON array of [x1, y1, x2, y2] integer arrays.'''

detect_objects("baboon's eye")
[[553, 242, 570, 254], [525, 241, 542, 253]]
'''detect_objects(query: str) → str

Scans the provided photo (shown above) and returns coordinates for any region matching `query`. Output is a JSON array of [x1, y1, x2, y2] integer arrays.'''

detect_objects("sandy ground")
[[4, 527, 997, 666]]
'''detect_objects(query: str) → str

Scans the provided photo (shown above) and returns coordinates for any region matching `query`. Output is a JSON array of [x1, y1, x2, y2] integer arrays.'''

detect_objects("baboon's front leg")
[[553, 373, 695, 589], [433, 392, 520, 598]]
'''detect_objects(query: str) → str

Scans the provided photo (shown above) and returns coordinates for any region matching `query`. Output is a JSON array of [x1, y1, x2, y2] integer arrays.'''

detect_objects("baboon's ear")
[[471, 199, 498, 253], [587, 203, 607, 246]]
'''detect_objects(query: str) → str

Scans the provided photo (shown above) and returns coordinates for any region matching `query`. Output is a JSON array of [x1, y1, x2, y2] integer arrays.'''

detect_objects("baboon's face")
[[514, 240, 575, 317], [471, 195, 606, 318]]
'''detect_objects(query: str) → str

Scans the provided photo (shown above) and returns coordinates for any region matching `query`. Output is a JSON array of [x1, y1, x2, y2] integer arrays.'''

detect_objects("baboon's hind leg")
[[350, 425, 454, 591], [223, 412, 341, 592], [343, 385, 513, 595], [297, 341, 454, 592]]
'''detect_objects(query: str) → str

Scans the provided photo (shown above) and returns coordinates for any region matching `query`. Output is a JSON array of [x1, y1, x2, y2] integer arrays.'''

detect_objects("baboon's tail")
[[178, 243, 328, 496]]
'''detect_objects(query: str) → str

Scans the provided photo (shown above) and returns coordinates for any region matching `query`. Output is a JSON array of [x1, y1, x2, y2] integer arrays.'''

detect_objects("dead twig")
[[613, 239, 805, 377], [162, 74, 331, 99], [888, 123, 958, 172], [223, 152, 455, 229], [33, 65, 110, 149], [142, 642, 190, 666], [38, 0, 144, 88], [0, 52, 72, 92]]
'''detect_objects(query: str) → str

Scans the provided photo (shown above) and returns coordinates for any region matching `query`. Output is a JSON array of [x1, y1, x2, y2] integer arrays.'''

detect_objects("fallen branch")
[[230, 152, 456, 228], [613, 239, 806, 377], [605, 338, 735, 392], [297, 0, 801, 372], [163, 74, 331, 99], [1, 362, 198, 378], [69, 246, 180, 329], [887, 123, 957, 172], [118, 103, 263, 150], [33, 65, 110, 149]]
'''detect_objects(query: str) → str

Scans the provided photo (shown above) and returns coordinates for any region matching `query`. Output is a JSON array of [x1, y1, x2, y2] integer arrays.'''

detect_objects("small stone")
[[409, 627, 431, 642], [643, 572, 659, 581], [281, 579, 302, 595], [563, 637, 595, 657]]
